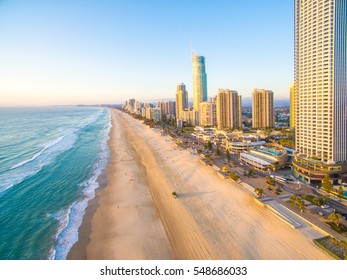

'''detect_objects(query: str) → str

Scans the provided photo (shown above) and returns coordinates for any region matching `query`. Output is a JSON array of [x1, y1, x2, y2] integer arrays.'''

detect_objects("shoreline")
[[67, 110, 111, 260], [68, 108, 173, 259], [69, 109, 331, 260]]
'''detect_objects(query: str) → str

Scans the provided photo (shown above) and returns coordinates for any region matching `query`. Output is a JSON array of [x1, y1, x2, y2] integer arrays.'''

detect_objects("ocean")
[[0, 106, 110, 260]]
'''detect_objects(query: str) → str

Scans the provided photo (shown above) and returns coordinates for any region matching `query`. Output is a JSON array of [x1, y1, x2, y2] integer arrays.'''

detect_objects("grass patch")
[[314, 236, 347, 260]]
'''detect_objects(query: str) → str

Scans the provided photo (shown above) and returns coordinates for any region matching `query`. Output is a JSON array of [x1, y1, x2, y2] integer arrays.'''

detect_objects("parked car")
[[321, 204, 330, 209]]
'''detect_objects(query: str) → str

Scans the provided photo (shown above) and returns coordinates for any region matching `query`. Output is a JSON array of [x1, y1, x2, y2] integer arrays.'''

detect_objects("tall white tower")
[[293, 0, 347, 184]]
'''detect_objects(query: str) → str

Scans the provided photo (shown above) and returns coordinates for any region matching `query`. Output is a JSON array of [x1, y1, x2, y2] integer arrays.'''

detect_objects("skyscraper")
[[252, 89, 274, 129], [293, 0, 347, 184], [290, 83, 295, 129], [175, 83, 188, 119], [192, 52, 207, 111], [216, 89, 241, 130]]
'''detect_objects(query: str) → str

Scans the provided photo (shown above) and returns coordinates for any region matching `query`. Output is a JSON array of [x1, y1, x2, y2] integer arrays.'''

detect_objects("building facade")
[[199, 101, 217, 127], [252, 89, 274, 128], [192, 52, 208, 111], [290, 83, 295, 129], [165, 100, 176, 118], [216, 89, 241, 130], [293, 0, 347, 184], [175, 83, 188, 119]]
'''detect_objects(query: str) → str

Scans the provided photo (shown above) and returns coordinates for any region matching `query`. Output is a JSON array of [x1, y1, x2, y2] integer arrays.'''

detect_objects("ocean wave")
[[50, 109, 111, 260], [0, 109, 105, 194], [10, 136, 64, 170]]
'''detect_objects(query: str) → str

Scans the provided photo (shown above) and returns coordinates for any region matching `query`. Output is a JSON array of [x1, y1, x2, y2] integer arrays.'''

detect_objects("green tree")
[[230, 172, 240, 181], [216, 146, 221, 156], [265, 176, 275, 186], [322, 173, 333, 193], [226, 150, 231, 162], [298, 199, 306, 212], [328, 213, 342, 228], [248, 168, 255, 176], [207, 141, 212, 151], [255, 187, 264, 197], [338, 186, 344, 196]]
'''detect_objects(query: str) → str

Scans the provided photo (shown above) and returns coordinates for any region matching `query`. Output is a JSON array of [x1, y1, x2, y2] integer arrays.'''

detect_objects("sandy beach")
[[69, 108, 330, 260]]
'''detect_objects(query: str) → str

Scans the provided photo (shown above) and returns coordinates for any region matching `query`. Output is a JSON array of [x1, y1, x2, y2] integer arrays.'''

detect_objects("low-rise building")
[[240, 146, 288, 171]]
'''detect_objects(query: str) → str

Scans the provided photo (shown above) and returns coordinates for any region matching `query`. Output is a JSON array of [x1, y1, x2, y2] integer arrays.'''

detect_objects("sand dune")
[[69, 109, 331, 260]]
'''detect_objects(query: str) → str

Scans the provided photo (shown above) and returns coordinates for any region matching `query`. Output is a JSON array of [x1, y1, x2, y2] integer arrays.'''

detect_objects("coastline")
[[67, 111, 111, 260], [68, 108, 173, 259], [69, 109, 331, 260]]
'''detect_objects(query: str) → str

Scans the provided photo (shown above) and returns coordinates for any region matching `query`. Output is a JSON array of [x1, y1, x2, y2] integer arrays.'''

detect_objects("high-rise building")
[[199, 102, 217, 127], [175, 83, 188, 119], [192, 52, 207, 111], [152, 108, 161, 123], [165, 100, 176, 118], [290, 83, 295, 129], [252, 89, 274, 129], [293, 0, 347, 184], [238, 95, 242, 129], [216, 89, 241, 130]]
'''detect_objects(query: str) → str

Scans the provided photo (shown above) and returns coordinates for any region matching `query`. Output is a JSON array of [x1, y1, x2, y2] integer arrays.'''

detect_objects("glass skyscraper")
[[192, 52, 208, 111]]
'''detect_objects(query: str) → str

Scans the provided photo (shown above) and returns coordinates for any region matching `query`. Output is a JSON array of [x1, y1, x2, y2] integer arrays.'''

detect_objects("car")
[[342, 215, 347, 220], [318, 212, 324, 217], [321, 204, 330, 209]]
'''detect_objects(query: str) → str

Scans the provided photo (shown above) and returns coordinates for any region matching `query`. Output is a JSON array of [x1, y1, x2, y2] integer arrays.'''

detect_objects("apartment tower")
[[192, 52, 208, 111], [175, 83, 188, 119], [290, 83, 295, 129], [199, 101, 217, 127], [252, 89, 274, 129], [216, 89, 241, 130], [293, 0, 347, 184]]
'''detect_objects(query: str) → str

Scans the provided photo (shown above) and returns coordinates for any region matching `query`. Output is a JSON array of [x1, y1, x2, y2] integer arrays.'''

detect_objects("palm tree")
[[328, 213, 342, 228], [226, 150, 231, 162], [322, 173, 333, 193]]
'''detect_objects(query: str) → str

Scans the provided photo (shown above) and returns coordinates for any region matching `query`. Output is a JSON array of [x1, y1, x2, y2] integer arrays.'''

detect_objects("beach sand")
[[68, 109, 330, 260]]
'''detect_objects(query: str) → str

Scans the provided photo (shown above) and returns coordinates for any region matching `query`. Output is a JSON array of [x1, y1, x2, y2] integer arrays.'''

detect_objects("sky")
[[0, 0, 294, 106]]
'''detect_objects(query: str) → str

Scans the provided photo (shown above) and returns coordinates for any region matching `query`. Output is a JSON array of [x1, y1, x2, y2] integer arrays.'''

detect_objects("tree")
[[322, 173, 333, 193], [298, 199, 306, 212], [265, 176, 275, 186], [328, 213, 342, 228], [338, 186, 344, 196], [230, 172, 240, 181], [226, 150, 231, 162], [255, 188, 264, 197], [207, 141, 212, 151], [216, 146, 221, 156], [290, 195, 306, 212], [248, 168, 255, 176]]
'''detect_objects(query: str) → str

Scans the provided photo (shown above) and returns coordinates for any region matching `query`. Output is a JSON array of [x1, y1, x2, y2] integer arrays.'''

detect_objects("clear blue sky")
[[0, 0, 294, 106]]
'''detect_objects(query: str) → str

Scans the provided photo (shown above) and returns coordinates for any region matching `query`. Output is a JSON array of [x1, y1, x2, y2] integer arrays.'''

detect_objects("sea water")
[[0, 106, 110, 260]]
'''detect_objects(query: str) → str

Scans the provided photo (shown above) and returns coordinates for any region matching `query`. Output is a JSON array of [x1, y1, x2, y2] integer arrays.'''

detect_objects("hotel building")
[[175, 83, 188, 119], [217, 89, 242, 130], [192, 52, 208, 111], [199, 101, 217, 127], [252, 89, 274, 128], [293, 0, 347, 184], [290, 83, 295, 129]]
